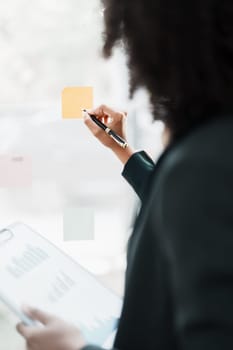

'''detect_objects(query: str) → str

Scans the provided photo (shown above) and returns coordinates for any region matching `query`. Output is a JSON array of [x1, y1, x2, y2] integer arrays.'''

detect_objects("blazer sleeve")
[[121, 151, 155, 201], [159, 154, 233, 349]]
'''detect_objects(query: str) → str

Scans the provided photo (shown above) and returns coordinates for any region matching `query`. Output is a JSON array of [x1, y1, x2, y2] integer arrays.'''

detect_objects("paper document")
[[0, 222, 122, 347]]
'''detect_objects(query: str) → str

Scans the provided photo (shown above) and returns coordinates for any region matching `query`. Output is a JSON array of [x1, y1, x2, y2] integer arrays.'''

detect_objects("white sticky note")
[[63, 207, 95, 241], [0, 155, 32, 187]]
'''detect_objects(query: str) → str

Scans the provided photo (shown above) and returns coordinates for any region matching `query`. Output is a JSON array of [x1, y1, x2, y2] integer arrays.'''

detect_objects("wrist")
[[111, 145, 135, 165]]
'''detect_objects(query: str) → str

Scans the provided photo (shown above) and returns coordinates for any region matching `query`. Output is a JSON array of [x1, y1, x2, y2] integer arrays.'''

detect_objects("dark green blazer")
[[84, 116, 233, 350]]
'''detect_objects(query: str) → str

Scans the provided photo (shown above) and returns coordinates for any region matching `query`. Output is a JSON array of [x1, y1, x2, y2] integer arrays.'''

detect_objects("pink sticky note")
[[0, 156, 32, 187]]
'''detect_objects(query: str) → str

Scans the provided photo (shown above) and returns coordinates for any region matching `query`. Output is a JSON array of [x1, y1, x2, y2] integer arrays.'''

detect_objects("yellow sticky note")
[[62, 87, 93, 119]]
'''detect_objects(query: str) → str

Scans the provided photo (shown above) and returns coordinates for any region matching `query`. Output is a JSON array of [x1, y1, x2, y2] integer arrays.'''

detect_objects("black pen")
[[82, 109, 128, 149]]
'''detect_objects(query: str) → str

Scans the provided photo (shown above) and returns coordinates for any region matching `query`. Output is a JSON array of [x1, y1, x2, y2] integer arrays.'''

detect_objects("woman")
[[17, 0, 233, 349]]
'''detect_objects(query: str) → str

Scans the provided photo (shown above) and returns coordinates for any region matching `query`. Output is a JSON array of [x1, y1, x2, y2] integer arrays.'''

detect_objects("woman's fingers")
[[23, 306, 54, 325], [83, 104, 128, 150], [16, 322, 33, 338], [83, 113, 102, 136], [87, 104, 126, 122], [88, 104, 116, 117]]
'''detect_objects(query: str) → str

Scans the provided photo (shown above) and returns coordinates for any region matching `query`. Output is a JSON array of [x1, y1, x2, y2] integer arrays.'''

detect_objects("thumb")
[[16, 322, 33, 339], [23, 306, 54, 325]]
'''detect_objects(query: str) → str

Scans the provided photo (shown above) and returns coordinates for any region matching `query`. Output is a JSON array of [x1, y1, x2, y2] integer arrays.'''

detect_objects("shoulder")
[[150, 116, 233, 226], [150, 117, 233, 244], [160, 116, 233, 178]]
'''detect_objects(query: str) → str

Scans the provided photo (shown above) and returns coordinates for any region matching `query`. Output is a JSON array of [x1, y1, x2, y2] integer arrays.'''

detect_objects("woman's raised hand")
[[83, 104, 134, 165]]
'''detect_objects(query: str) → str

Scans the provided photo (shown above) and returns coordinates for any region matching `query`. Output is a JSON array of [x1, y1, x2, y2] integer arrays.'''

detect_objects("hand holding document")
[[0, 222, 122, 347]]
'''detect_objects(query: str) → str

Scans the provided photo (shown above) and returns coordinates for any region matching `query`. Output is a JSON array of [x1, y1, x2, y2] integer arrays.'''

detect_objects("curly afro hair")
[[101, 0, 233, 139]]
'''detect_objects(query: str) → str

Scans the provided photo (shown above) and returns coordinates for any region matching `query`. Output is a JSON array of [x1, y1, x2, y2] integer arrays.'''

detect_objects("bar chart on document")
[[0, 222, 122, 347]]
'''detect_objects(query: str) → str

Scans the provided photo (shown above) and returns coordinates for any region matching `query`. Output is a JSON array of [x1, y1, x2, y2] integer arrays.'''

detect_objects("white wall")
[[0, 0, 164, 271]]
